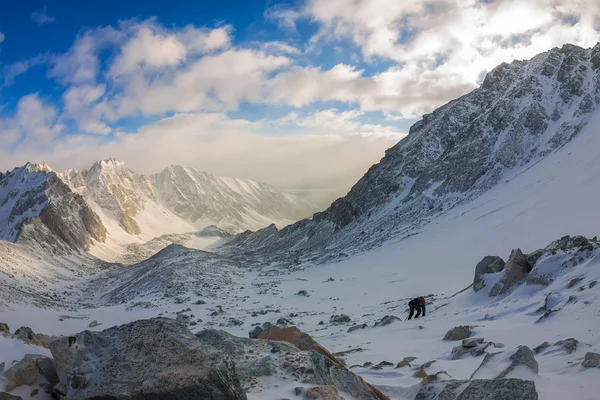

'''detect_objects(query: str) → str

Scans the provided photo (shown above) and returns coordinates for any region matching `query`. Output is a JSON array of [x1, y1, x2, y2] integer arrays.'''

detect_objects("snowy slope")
[[220, 43, 600, 266]]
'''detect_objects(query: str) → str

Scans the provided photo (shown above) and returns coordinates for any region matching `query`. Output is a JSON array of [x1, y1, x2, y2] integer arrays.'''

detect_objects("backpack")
[[419, 297, 425, 306]]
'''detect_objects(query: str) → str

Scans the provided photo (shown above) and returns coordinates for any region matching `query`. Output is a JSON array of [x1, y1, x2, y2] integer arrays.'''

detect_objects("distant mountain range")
[[0, 158, 318, 255]]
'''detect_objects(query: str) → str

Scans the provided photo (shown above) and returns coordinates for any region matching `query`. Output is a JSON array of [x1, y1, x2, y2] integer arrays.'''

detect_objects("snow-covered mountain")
[[220, 43, 600, 266], [0, 162, 107, 253], [0, 158, 318, 262], [152, 164, 317, 233]]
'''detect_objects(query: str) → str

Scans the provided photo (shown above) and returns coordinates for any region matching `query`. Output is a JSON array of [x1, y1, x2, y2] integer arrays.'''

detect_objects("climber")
[[407, 296, 426, 320]]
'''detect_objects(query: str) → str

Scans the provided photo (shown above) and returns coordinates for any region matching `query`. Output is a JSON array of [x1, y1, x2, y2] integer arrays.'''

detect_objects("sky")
[[0, 0, 599, 203]]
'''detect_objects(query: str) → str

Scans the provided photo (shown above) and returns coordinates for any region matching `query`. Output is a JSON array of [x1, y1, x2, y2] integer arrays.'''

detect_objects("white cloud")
[[179, 25, 232, 54], [265, 0, 600, 116], [49, 26, 124, 84], [31, 6, 56, 26], [260, 41, 302, 55], [2, 54, 48, 87], [14, 94, 63, 141], [0, 112, 398, 203], [110, 26, 187, 76], [63, 84, 111, 134], [110, 49, 290, 117]]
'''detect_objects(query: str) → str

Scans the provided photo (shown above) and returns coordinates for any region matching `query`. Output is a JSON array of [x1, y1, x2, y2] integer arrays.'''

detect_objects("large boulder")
[[443, 326, 472, 341], [473, 256, 505, 292], [49, 318, 387, 400], [582, 352, 600, 368], [496, 346, 538, 379], [498, 249, 532, 295], [0, 393, 23, 400], [13, 327, 44, 347], [2, 353, 57, 392], [414, 378, 538, 400], [257, 325, 388, 400], [49, 318, 247, 400], [0, 322, 9, 334]]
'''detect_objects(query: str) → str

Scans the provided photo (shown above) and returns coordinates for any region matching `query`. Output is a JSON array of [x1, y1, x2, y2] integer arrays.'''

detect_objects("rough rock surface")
[[13, 327, 44, 347], [414, 378, 538, 400], [305, 385, 345, 400], [0, 322, 9, 334], [582, 352, 600, 368], [497, 249, 532, 295], [554, 338, 579, 354], [49, 318, 385, 400], [443, 326, 472, 341], [496, 346, 538, 379], [2, 354, 57, 392], [373, 316, 401, 328], [473, 256, 505, 291]]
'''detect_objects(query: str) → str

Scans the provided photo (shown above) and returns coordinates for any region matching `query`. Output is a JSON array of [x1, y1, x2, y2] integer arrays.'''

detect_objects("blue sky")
[[0, 0, 599, 194]]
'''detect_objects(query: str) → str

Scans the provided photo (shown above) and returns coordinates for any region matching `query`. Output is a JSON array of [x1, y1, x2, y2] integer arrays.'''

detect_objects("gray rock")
[[533, 342, 550, 354], [0, 393, 24, 400], [582, 352, 600, 368], [473, 256, 505, 292], [443, 326, 472, 341], [49, 317, 383, 400], [462, 338, 485, 348], [554, 338, 579, 354], [496, 346, 538, 379], [0, 322, 9, 334], [373, 315, 401, 328], [347, 324, 367, 333], [2, 354, 38, 391], [414, 378, 538, 400], [229, 318, 244, 326], [296, 290, 309, 297], [13, 327, 44, 347], [330, 314, 351, 324], [497, 249, 533, 295], [249, 326, 263, 339], [0, 362, 4, 373], [88, 320, 100, 328]]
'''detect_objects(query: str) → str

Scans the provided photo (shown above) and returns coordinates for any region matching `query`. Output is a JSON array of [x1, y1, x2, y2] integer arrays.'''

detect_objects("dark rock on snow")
[[496, 346, 538, 379], [374, 315, 401, 328], [443, 326, 472, 341], [582, 352, 600, 368], [473, 256, 505, 292], [414, 378, 538, 400]]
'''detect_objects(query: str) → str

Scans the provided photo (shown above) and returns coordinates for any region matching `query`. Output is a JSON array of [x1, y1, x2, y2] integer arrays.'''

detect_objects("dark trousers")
[[408, 305, 426, 320]]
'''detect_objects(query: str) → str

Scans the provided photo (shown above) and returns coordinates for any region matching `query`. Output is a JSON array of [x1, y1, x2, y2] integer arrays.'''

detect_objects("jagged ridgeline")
[[223, 43, 600, 261], [0, 159, 319, 253]]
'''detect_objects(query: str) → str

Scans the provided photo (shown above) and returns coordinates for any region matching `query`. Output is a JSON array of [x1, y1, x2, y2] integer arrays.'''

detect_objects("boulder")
[[2, 354, 56, 392], [498, 249, 533, 295], [582, 352, 600, 368], [50, 318, 387, 400], [305, 385, 344, 400], [554, 338, 579, 354], [443, 326, 472, 341], [0, 393, 24, 400], [462, 338, 485, 348], [249, 326, 263, 339], [473, 256, 505, 292], [568, 277, 584, 289], [330, 315, 351, 324], [88, 320, 100, 328], [0, 322, 9, 334], [373, 316, 401, 328], [347, 324, 367, 333], [13, 327, 44, 347], [296, 290, 309, 297], [414, 378, 538, 400], [496, 346, 538, 379], [533, 342, 550, 354], [2, 355, 38, 391]]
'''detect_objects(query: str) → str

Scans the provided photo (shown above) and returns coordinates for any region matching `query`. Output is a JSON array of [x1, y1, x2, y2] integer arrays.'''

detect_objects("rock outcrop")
[[49, 318, 387, 400], [473, 256, 505, 292], [414, 378, 538, 400], [443, 326, 472, 341]]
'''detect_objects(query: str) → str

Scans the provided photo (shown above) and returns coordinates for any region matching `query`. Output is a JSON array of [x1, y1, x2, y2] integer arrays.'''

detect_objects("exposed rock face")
[[0, 393, 23, 400], [373, 316, 401, 328], [0, 322, 9, 334], [305, 385, 345, 400], [2, 354, 58, 392], [554, 338, 579, 354], [493, 249, 533, 295], [49, 318, 386, 400], [414, 378, 538, 400], [582, 352, 600, 368], [443, 326, 472, 341], [496, 346, 539, 379], [0, 163, 106, 252], [220, 43, 600, 265], [473, 256, 505, 291], [13, 327, 44, 347]]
